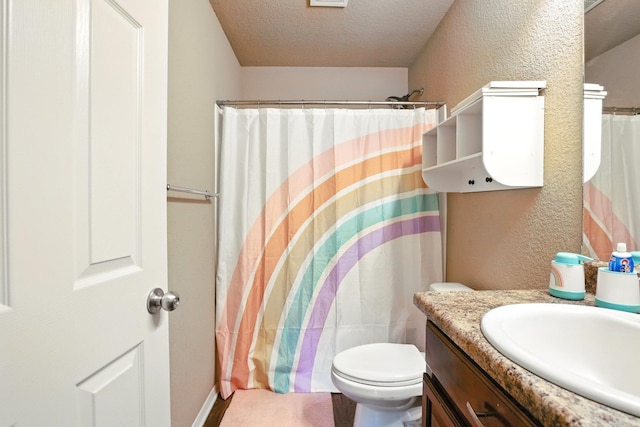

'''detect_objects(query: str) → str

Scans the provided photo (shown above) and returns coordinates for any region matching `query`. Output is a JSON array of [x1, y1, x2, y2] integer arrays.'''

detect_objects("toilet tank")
[[429, 282, 472, 292], [424, 282, 472, 376]]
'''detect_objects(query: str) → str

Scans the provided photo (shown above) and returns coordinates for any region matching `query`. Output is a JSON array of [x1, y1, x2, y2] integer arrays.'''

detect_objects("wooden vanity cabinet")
[[423, 372, 465, 427], [423, 321, 540, 427]]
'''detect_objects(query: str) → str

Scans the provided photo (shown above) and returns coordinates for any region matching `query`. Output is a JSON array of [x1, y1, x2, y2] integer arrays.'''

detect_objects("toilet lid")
[[332, 343, 424, 386]]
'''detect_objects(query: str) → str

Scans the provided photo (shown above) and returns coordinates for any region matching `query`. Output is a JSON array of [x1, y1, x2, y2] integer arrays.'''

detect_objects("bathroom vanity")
[[423, 322, 537, 426], [414, 289, 640, 427]]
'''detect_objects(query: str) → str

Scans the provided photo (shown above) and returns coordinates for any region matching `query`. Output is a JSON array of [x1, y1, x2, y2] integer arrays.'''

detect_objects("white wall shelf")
[[583, 83, 607, 183], [422, 81, 547, 193]]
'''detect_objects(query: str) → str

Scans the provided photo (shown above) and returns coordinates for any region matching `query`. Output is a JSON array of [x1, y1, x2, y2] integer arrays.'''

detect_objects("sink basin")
[[481, 303, 640, 417]]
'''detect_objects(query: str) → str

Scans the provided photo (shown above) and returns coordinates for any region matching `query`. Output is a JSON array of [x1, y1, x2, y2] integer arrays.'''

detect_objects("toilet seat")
[[331, 343, 424, 387]]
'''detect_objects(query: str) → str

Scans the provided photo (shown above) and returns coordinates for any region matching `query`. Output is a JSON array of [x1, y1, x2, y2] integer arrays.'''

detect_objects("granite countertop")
[[414, 289, 639, 426]]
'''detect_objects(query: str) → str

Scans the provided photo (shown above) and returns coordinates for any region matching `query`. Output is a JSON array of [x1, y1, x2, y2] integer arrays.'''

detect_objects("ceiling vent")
[[310, 0, 348, 7]]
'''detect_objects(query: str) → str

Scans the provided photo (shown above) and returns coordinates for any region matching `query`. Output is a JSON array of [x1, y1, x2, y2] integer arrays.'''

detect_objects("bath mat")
[[219, 389, 335, 427]]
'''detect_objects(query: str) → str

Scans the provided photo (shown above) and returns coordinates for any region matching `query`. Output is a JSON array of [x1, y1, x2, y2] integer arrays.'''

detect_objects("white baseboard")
[[192, 385, 219, 427]]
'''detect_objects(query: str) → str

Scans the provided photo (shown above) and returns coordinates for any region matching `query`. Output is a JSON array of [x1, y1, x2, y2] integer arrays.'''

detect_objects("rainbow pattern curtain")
[[584, 114, 640, 259], [215, 106, 442, 398]]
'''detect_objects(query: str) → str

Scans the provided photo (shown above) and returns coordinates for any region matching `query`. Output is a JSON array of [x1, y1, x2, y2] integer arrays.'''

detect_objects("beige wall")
[[167, 5, 408, 427], [409, 0, 584, 290], [240, 67, 408, 100], [167, 0, 585, 422], [167, 0, 241, 426], [586, 34, 640, 108]]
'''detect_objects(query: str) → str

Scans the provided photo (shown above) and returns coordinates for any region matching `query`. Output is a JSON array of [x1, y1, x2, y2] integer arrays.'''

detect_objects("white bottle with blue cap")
[[609, 243, 635, 273], [549, 252, 592, 300]]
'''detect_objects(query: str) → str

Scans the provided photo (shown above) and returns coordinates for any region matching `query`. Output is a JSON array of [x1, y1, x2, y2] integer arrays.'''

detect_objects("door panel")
[[77, 0, 143, 288], [77, 345, 145, 427], [90, 0, 140, 264], [0, 0, 170, 425]]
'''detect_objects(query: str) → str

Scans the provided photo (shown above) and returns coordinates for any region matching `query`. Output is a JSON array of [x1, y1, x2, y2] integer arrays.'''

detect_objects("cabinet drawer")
[[426, 322, 539, 427], [424, 373, 466, 427]]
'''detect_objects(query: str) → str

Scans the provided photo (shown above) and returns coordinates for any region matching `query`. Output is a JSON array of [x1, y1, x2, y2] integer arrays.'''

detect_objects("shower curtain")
[[215, 106, 442, 398], [583, 114, 640, 259]]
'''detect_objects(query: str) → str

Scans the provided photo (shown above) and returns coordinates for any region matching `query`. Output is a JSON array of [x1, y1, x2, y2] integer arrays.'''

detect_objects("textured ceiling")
[[585, 0, 640, 61], [209, 0, 639, 68], [208, 0, 455, 67]]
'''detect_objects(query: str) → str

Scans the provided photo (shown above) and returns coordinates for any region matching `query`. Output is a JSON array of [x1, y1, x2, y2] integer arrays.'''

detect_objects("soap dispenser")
[[549, 252, 592, 300]]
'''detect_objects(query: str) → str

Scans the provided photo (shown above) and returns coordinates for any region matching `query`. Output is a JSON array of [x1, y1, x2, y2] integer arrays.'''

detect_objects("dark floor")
[[203, 392, 356, 427]]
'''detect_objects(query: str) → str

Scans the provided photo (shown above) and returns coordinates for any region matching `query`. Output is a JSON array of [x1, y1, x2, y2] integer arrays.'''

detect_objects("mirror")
[[583, 0, 640, 260]]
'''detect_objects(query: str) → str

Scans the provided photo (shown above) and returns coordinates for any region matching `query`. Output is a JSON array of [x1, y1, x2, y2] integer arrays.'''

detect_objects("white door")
[[0, 0, 170, 425]]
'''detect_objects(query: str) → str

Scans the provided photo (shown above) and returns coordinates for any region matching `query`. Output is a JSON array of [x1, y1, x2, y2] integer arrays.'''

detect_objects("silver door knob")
[[147, 288, 180, 314]]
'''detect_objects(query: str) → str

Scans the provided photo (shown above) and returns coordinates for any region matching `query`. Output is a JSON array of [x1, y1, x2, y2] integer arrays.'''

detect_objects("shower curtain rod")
[[216, 99, 445, 108], [167, 184, 218, 200], [603, 106, 639, 115]]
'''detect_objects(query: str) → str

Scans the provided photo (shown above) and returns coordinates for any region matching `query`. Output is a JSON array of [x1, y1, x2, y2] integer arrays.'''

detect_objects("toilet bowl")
[[331, 343, 424, 427], [331, 282, 472, 427]]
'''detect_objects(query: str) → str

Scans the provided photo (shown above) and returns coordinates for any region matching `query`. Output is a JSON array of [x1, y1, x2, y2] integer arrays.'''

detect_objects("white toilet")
[[330, 282, 472, 427]]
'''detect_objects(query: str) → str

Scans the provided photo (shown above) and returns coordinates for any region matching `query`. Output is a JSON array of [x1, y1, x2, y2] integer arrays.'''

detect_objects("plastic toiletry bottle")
[[609, 242, 635, 273]]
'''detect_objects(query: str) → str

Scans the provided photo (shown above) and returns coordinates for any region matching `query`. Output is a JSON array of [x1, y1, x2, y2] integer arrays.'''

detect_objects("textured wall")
[[167, 0, 241, 426], [408, 0, 584, 290]]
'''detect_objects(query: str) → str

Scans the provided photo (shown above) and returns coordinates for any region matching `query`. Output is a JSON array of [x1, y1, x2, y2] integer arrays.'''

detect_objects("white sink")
[[481, 303, 640, 417]]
